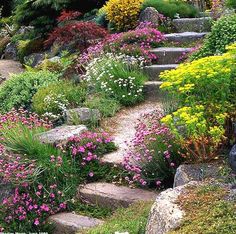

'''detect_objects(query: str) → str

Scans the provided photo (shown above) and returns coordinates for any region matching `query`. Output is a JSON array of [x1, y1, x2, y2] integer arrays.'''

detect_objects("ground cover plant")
[[32, 81, 87, 121], [142, 0, 198, 18], [123, 110, 182, 188], [170, 184, 236, 234], [83, 201, 153, 234]]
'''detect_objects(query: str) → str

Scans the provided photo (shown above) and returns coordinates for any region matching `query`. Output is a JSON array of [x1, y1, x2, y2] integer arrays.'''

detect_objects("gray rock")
[[49, 212, 103, 234], [172, 17, 212, 33], [146, 182, 199, 234], [0, 180, 13, 202], [139, 7, 161, 24], [4, 42, 18, 60], [36, 125, 87, 145], [49, 56, 61, 63], [24, 53, 45, 67], [66, 108, 101, 125], [229, 144, 236, 173], [78, 182, 157, 210], [174, 163, 223, 187], [16, 26, 34, 35]]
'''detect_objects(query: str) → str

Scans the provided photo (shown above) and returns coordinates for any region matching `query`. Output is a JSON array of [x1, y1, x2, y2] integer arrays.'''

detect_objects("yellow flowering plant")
[[160, 44, 236, 162], [104, 0, 144, 31]]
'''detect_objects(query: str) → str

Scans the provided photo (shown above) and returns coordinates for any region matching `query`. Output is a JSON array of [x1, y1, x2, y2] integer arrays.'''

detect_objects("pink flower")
[[88, 172, 94, 177], [34, 218, 40, 226]]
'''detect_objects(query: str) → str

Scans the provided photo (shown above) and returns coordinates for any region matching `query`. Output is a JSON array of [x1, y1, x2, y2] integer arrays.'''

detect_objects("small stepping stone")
[[78, 182, 157, 210], [150, 47, 192, 65], [165, 32, 207, 43], [36, 125, 87, 145], [172, 17, 212, 33], [143, 64, 178, 81], [144, 81, 164, 101], [49, 212, 103, 234]]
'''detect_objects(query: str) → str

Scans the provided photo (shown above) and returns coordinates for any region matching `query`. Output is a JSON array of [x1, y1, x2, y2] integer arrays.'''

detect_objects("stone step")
[[78, 183, 157, 210], [165, 32, 207, 43], [144, 81, 163, 101], [49, 212, 103, 234], [172, 17, 212, 33], [150, 47, 192, 65], [35, 125, 87, 145], [143, 64, 178, 81]]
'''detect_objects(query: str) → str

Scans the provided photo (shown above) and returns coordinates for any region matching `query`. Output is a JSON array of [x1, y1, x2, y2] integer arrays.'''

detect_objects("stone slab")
[[78, 182, 157, 210], [173, 17, 212, 33], [143, 64, 178, 81], [49, 212, 103, 234], [36, 125, 87, 145], [165, 32, 207, 43], [150, 47, 192, 64]]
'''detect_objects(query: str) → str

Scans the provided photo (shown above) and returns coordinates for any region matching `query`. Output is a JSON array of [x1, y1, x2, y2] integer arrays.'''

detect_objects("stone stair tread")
[[78, 182, 157, 210], [145, 64, 179, 68], [165, 32, 208, 37], [145, 81, 163, 85], [49, 212, 103, 234], [150, 47, 192, 52], [36, 125, 87, 145]]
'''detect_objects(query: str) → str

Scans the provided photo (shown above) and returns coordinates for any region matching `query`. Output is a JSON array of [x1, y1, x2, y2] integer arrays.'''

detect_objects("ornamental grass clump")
[[84, 53, 147, 106], [123, 110, 182, 188]]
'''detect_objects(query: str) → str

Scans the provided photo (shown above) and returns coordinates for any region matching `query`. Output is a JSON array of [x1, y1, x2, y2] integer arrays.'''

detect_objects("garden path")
[[0, 59, 24, 81], [101, 100, 162, 165]]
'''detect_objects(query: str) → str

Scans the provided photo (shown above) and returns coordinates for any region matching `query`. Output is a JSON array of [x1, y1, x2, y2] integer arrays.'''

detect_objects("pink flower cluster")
[[0, 108, 52, 131], [123, 110, 179, 188], [66, 131, 115, 168], [76, 22, 165, 72], [1, 185, 66, 229], [0, 153, 36, 185]]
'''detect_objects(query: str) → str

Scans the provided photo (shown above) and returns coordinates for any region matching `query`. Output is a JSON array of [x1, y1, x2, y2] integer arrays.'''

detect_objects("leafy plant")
[[84, 94, 121, 118], [191, 14, 236, 59], [32, 81, 87, 120], [85, 53, 147, 106], [142, 0, 198, 19], [0, 70, 59, 112]]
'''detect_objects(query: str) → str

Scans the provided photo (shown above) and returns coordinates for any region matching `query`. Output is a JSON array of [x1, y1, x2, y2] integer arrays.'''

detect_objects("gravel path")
[[101, 100, 162, 165]]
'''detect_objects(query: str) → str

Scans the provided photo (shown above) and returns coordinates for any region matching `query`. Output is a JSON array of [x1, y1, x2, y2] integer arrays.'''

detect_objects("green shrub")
[[227, 0, 236, 9], [0, 70, 59, 112], [142, 0, 198, 18], [85, 54, 147, 106], [191, 14, 236, 59], [84, 94, 121, 117], [32, 81, 87, 119]]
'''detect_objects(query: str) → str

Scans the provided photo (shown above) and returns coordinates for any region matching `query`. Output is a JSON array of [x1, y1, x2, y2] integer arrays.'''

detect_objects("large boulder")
[[173, 163, 224, 187], [4, 42, 18, 60], [229, 144, 236, 173], [146, 182, 199, 234], [66, 108, 101, 125], [139, 7, 161, 25], [35, 125, 87, 145], [24, 53, 45, 67]]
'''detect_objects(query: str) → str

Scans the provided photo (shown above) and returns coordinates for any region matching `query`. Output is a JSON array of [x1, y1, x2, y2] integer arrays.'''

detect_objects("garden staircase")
[[48, 17, 211, 233]]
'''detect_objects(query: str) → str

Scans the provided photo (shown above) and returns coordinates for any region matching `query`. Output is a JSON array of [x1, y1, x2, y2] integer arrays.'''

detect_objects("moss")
[[81, 201, 153, 234], [169, 185, 236, 234]]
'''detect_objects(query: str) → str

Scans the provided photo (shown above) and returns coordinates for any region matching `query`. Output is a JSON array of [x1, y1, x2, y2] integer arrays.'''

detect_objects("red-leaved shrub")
[[57, 10, 82, 22], [45, 21, 108, 52]]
